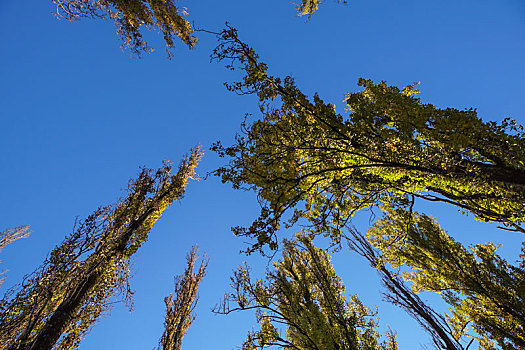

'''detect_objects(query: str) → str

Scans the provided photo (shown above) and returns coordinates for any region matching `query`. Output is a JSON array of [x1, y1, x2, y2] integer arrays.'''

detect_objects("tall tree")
[[212, 27, 525, 254], [158, 246, 208, 350], [51, 0, 196, 57], [366, 209, 525, 349], [210, 27, 525, 349], [0, 147, 202, 350], [215, 232, 398, 350], [345, 226, 467, 350]]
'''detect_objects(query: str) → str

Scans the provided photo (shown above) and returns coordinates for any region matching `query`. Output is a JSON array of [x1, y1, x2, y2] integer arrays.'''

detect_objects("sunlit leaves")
[[52, 0, 196, 57], [368, 209, 525, 349], [216, 233, 398, 349], [0, 147, 202, 349], [295, 0, 347, 19], [212, 28, 525, 349], [212, 28, 525, 255]]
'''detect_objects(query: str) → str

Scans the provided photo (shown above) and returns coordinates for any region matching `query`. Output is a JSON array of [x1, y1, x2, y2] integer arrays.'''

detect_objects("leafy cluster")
[[216, 233, 398, 350], [52, 0, 196, 57], [295, 0, 347, 18], [367, 209, 525, 349]]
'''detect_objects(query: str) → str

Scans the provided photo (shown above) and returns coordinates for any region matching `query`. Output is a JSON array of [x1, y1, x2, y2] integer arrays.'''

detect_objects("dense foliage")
[[213, 27, 525, 254], [216, 233, 398, 350], [211, 27, 525, 349]]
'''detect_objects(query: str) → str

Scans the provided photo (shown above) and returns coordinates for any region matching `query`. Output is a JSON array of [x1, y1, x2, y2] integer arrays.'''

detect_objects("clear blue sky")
[[1, 0, 524, 348]]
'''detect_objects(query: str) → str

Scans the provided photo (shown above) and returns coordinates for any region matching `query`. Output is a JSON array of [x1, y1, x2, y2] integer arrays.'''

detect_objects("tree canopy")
[[211, 27, 525, 349], [212, 27, 525, 253], [216, 233, 398, 350]]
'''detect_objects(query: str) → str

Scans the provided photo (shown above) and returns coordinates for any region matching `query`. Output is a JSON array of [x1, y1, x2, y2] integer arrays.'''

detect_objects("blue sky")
[[1, 0, 525, 348]]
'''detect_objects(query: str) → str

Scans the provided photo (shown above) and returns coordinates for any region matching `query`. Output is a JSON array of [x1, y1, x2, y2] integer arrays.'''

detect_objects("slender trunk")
[[25, 268, 105, 350]]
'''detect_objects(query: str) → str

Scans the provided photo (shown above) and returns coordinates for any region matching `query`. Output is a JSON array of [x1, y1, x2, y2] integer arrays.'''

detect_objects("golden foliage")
[[52, 0, 196, 57], [0, 147, 202, 349]]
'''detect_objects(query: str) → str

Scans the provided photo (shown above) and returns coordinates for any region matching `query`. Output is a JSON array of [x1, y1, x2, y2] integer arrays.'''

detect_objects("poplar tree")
[[158, 246, 208, 350], [212, 27, 525, 252], [216, 233, 398, 350], [366, 209, 524, 349], [0, 147, 202, 350], [211, 27, 525, 349]]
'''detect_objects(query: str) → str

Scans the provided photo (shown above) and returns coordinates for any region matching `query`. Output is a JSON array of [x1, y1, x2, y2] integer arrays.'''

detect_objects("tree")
[[215, 232, 398, 350], [212, 27, 525, 252], [0, 147, 202, 350], [21, 3, 522, 349], [0, 226, 32, 288], [52, 0, 196, 57], [158, 246, 208, 350], [210, 27, 525, 349], [366, 209, 524, 349]]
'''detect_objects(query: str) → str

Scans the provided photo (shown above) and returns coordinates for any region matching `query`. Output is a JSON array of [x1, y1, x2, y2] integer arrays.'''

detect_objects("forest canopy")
[[0, 1, 523, 350]]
